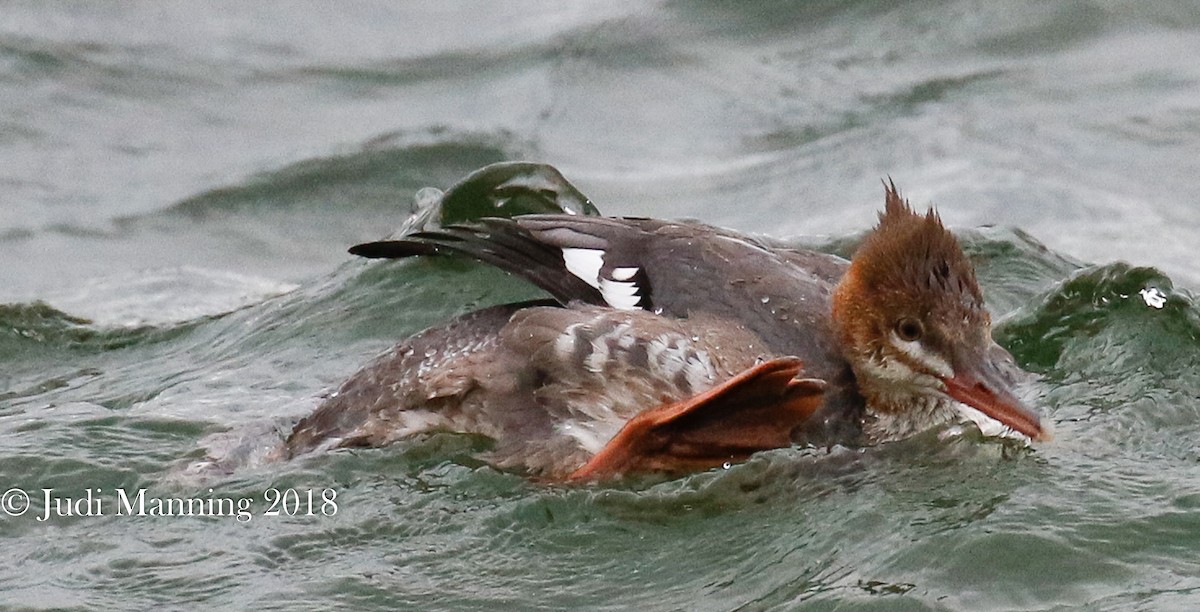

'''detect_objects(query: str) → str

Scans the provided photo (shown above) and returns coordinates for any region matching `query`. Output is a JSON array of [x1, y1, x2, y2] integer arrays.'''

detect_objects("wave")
[[1001, 262, 1199, 373], [154, 132, 528, 221]]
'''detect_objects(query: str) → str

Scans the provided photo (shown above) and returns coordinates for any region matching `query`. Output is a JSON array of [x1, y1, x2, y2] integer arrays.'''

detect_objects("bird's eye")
[[895, 317, 924, 342]]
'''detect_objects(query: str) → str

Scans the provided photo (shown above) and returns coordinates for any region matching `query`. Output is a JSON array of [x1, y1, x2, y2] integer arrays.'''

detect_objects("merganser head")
[[832, 182, 1049, 443]]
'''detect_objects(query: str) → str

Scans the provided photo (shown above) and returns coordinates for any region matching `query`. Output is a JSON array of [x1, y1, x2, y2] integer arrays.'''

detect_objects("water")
[[3, 2, 1200, 609]]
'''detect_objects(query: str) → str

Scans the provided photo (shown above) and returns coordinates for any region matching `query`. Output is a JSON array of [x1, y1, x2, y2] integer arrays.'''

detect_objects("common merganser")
[[282, 182, 1048, 480]]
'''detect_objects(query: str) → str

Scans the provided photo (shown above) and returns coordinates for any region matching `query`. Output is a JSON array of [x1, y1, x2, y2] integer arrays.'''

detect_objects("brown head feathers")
[[831, 180, 989, 365], [851, 180, 984, 313]]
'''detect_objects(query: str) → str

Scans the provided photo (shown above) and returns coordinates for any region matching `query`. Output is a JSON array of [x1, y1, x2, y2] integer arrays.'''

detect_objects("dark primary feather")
[[351, 219, 605, 306]]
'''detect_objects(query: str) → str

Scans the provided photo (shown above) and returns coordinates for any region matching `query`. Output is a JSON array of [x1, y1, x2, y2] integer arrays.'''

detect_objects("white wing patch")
[[599, 278, 641, 310], [610, 266, 639, 281], [560, 248, 644, 311], [561, 248, 604, 289]]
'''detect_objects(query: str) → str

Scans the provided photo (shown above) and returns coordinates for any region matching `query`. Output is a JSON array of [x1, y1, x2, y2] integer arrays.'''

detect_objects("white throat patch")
[[952, 403, 1032, 443]]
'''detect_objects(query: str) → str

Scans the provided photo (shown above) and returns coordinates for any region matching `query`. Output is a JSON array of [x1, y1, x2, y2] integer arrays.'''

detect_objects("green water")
[[4, 1, 1200, 610]]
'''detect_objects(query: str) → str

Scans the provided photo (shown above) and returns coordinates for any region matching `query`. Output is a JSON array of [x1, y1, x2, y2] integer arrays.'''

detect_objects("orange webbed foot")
[[568, 357, 826, 481]]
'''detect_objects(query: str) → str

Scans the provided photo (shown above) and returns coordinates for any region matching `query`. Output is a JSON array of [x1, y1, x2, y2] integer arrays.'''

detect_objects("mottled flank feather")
[[284, 302, 772, 478]]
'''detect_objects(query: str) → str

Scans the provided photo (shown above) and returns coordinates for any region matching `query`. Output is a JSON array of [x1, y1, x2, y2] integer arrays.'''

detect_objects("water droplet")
[[722, 461, 732, 470], [760, 296, 770, 304]]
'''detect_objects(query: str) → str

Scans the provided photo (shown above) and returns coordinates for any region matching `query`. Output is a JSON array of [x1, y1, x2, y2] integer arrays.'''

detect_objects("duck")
[[281, 181, 1050, 480]]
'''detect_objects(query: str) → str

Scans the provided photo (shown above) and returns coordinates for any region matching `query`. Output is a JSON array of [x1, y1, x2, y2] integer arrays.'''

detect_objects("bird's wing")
[[351, 215, 843, 329]]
